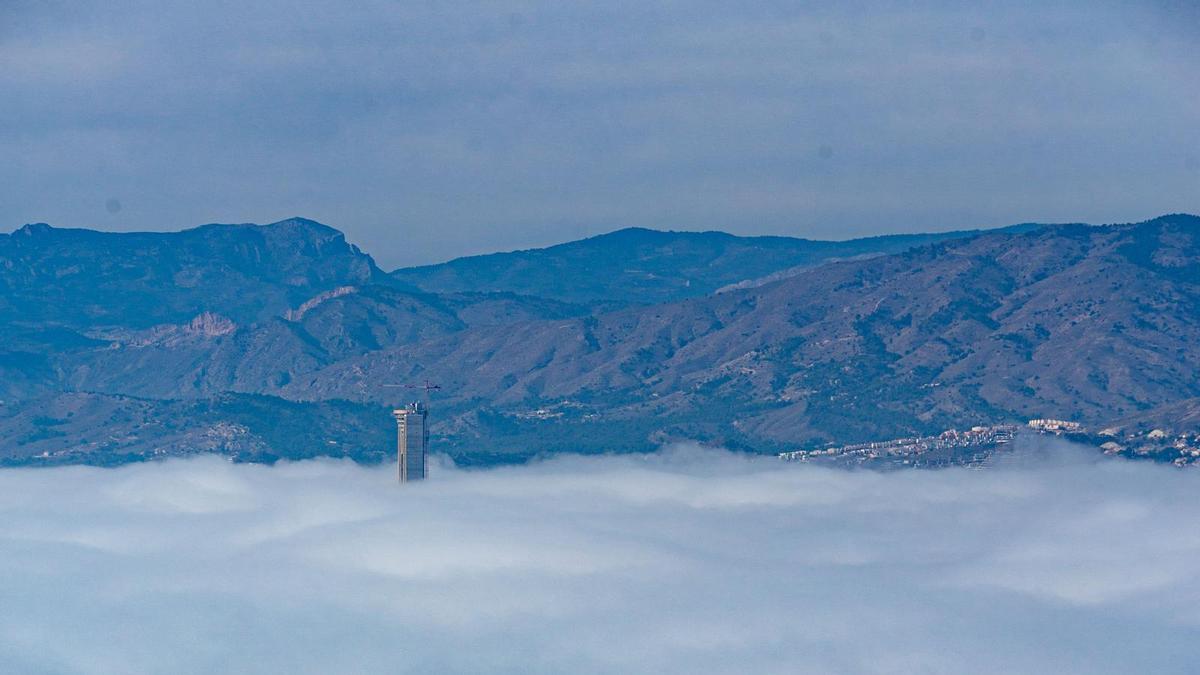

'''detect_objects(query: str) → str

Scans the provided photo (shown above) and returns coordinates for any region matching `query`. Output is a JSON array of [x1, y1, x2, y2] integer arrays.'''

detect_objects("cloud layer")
[[2, 1, 1197, 265], [1, 443, 1198, 673]]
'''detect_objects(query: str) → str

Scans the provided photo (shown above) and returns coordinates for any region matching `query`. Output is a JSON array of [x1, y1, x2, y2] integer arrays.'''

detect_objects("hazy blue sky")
[[1, 0, 1197, 266]]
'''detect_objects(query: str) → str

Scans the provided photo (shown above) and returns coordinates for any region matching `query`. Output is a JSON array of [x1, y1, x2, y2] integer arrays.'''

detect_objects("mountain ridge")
[[0, 217, 388, 329], [1, 213, 1197, 465], [388, 222, 1046, 306], [286, 214, 1200, 456]]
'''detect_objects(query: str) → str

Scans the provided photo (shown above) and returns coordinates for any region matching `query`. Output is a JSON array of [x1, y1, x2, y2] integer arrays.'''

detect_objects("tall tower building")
[[392, 402, 428, 482]]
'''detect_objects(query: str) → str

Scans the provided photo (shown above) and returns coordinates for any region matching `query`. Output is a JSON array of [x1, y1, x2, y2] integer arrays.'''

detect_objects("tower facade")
[[392, 402, 428, 482]]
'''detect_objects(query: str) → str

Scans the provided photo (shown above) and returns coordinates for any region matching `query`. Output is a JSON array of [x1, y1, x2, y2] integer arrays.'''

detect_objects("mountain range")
[[1, 214, 1197, 466]]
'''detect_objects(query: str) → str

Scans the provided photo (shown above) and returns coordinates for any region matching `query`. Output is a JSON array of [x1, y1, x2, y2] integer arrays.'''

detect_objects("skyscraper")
[[393, 402, 428, 482]]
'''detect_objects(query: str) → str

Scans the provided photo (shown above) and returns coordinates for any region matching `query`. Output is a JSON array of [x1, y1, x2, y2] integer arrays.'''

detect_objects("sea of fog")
[[1, 441, 1198, 674]]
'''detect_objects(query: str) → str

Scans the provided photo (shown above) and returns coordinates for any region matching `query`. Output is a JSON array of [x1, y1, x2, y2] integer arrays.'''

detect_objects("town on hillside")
[[779, 420, 1200, 469]]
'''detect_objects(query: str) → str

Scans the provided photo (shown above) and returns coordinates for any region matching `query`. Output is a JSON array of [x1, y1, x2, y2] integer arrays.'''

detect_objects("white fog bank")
[[1, 444, 1198, 674]]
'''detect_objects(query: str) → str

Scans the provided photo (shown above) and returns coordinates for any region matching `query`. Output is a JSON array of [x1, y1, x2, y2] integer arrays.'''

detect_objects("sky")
[[1, 444, 1198, 674], [1, 1, 1198, 267]]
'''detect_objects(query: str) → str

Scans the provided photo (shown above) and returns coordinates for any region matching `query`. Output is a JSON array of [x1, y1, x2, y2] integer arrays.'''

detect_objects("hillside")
[[303, 215, 1200, 456], [1, 214, 1197, 465], [389, 226, 1035, 307], [0, 392, 391, 466], [0, 218, 586, 404]]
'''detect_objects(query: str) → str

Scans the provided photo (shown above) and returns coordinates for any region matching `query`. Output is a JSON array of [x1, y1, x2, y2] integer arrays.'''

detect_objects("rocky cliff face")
[[0, 217, 383, 330]]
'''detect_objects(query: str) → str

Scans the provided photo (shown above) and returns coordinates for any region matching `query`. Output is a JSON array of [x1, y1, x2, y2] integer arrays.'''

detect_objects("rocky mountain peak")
[[11, 223, 54, 237], [186, 312, 237, 337]]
